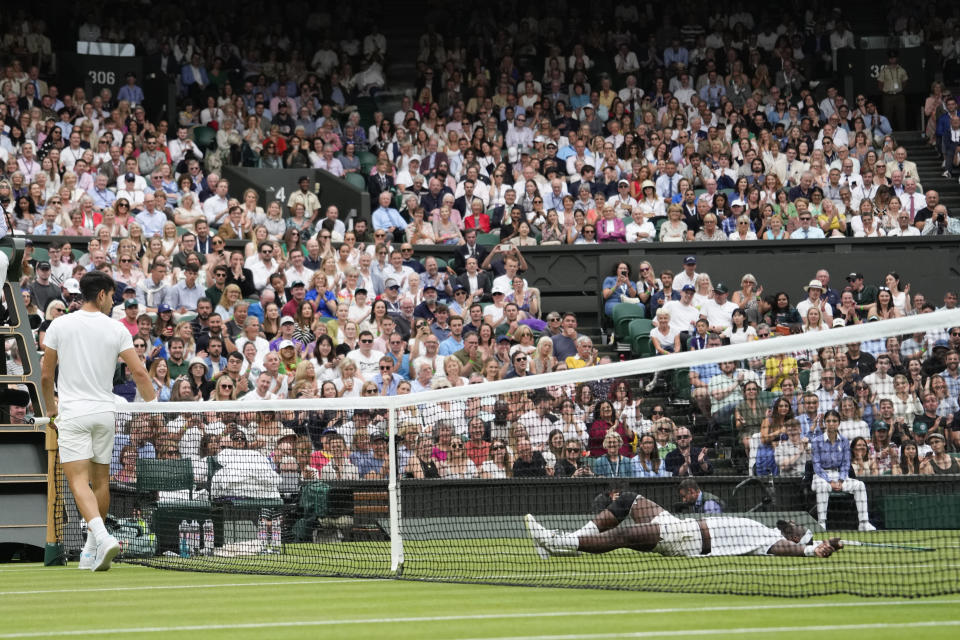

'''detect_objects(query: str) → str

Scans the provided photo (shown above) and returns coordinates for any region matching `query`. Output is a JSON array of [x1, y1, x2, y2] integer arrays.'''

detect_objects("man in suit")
[[216, 206, 248, 241], [451, 228, 490, 275], [367, 158, 395, 202], [180, 53, 209, 100], [885, 147, 919, 182], [419, 138, 448, 176], [456, 255, 492, 300]]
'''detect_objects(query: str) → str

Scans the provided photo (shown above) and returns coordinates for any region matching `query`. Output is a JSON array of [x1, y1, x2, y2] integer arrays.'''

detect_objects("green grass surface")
[[0, 562, 958, 640]]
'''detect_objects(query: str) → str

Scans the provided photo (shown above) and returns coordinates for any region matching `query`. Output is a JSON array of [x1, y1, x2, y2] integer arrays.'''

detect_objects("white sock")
[[574, 521, 600, 538], [83, 532, 97, 554], [87, 517, 109, 545], [550, 532, 581, 553]]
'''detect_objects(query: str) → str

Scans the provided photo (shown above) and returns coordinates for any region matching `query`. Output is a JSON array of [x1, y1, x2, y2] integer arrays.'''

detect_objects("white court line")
[[0, 578, 383, 596], [0, 600, 957, 638], [455, 621, 960, 640]]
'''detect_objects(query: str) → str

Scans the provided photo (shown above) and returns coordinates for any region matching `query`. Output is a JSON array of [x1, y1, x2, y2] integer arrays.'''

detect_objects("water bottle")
[[257, 515, 269, 552], [270, 513, 282, 553], [178, 520, 190, 558], [202, 519, 215, 555], [189, 520, 200, 555]]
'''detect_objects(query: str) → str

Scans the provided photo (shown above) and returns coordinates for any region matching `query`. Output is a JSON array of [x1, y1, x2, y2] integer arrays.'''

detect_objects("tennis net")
[[51, 309, 960, 596]]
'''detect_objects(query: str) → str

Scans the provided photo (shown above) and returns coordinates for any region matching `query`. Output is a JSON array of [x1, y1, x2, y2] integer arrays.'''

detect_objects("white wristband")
[[803, 545, 817, 557]]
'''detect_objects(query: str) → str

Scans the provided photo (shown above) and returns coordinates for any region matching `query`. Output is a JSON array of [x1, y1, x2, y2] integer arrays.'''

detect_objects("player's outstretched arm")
[[119, 348, 158, 403], [769, 538, 843, 557]]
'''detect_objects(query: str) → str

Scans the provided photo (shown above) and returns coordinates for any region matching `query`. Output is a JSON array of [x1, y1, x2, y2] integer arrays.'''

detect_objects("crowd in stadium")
[[2, 3, 960, 494]]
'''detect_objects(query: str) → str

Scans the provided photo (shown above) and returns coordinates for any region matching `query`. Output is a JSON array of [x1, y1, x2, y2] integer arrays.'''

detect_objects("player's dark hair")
[[79, 271, 115, 303]]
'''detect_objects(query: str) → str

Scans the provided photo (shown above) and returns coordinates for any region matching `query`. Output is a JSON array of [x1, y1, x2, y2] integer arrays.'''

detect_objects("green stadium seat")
[[671, 367, 691, 402], [612, 303, 646, 341], [477, 232, 500, 247], [627, 319, 655, 357], [30, 247, 49, 262], [345, 172, 367, 192], [192, 126, 216, 152], [358, 151, 378, 167]]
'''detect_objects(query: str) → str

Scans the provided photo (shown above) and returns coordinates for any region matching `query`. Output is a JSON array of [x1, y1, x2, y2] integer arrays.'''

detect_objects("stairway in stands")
[[899, 131, 960, 214], [375, 0, 425, 120]]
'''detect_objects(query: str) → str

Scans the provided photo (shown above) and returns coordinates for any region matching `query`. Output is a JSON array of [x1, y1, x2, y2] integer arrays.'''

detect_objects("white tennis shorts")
[[57, 412, 116, 464], [651, 512, 702, 557]]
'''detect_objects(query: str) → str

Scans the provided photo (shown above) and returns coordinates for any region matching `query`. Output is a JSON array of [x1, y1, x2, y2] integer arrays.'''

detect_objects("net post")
[[43, 420, 65, 566], [387, 404, 404, 573]]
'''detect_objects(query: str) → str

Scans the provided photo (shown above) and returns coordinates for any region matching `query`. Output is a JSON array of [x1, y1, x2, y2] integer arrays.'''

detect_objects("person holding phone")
[[601, 262, 637, 317]]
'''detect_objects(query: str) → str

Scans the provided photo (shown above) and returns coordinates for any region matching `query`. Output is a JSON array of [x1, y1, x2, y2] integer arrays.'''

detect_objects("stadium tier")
[[48, 310, 960, 596]]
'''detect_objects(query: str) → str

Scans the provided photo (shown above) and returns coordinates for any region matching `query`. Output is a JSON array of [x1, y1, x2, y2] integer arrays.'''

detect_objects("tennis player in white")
[[41, 272, 156, 571], [525, 491, 843, 559]]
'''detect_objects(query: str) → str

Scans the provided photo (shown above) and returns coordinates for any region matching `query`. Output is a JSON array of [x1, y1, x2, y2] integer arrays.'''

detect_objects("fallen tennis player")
[[525, 491, 843, 559]]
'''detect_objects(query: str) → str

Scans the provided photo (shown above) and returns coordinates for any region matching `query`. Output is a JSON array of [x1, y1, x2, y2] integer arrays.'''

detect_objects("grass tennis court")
[[0, 562, 958, 639]]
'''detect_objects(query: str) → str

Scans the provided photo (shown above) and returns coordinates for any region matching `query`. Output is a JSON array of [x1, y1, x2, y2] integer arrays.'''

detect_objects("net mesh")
[[52, 310, 960, 596]]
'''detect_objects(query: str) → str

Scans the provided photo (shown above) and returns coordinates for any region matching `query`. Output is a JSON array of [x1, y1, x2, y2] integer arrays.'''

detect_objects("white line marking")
[[0, 601, 957, 638], [0, 578, 383, 596], [454, 621, 960, 640]]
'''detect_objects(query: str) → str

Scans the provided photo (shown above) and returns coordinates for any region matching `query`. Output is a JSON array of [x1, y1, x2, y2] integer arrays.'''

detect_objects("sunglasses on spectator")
[[566, 447, 580, 452], [450, 443, 463, 449], [491, 445, 505, 450], [676, 434, 691, 440], [220, 384, 234, 390], [380, 365, 392, 371], [360, 339, 373, 343]]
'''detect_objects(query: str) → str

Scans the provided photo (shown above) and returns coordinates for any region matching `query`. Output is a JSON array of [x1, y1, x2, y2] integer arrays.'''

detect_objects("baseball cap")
[[279, 316, 296, 326], [731, 199, 746, 208], [157, 303, 172, 313], [617, 179, 630, 187], [832, 318, 846, 328], [124, 299, 139, 308], [278, 339, 296, 350], [123, 285, 136, 293], [546, 141, 557, 148], [290, 280, 305, 288], [354, 287, 368, 295], [63, 278, 81, 294], [683, 256, 697, 265], [124, 172, 136, 182], [37, 261, 50, 270], [933, 339, 950, 349], [871, 421, 890, 433], [927, 432, 945, 442], [846, 272, 863, 281], [681, 284, 695, 293], [423, 284, 437, 292], [713, 283, 729, 294], [496, 334, 513, 343], [385, 278, 400, 289], [371, 432, 389, 443]]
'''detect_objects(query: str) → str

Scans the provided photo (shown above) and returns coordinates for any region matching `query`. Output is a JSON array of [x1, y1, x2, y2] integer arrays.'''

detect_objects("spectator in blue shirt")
[[811, 410, 875, 531], [372, 190, 407, 242], [117, 73, 145, 105], [87, 174, 116, 210]]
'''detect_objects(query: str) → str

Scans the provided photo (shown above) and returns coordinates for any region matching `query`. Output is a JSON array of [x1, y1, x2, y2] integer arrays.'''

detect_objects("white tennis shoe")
[[858, 521, 877, 532], [524, 514, 553, 560], [91, 536, 121, 572], [78, 548, 97, 570]]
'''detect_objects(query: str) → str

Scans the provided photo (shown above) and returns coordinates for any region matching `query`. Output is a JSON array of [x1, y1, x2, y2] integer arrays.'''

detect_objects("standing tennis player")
[[41, 272, 156, 571]]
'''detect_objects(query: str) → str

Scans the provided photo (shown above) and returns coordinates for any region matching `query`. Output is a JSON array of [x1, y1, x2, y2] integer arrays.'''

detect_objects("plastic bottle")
[[178, 520, 190, 558], [202, 519, 214, 555], [257, 515, 269, 552], [270, 513, 282, 553], [189, 520, 200, 555]]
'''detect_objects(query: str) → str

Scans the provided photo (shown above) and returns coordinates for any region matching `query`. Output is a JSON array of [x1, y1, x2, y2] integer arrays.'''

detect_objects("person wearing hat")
[[28, 259, 63, 313], [269, 316, 300, 352], [662, 284, 700, 341], [845, 272, 877, 320], [611, 178, 638, 214], [702, 283, 738, 333], [111, 285, 141, 321], [920, 432, 960, 474], [878, 50, 908, 131], [672, 255, 699, 291], [796, 279, 834, 323], [119, 298, 141, 335]]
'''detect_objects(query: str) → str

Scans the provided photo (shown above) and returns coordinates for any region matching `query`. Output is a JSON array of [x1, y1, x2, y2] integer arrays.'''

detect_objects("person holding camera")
[[920, 204, 960, 235]]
